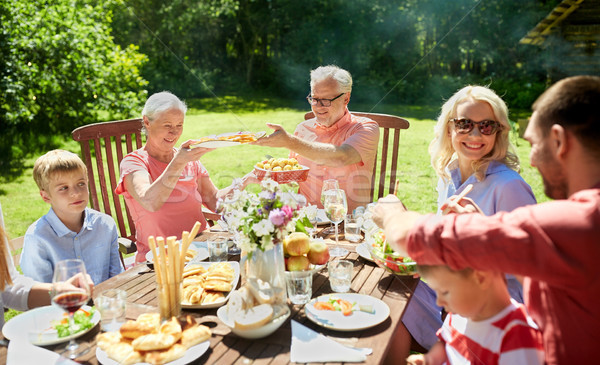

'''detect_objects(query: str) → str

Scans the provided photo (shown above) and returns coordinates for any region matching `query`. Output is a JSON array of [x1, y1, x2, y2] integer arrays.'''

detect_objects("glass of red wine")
[[51, 259, 92, 359]]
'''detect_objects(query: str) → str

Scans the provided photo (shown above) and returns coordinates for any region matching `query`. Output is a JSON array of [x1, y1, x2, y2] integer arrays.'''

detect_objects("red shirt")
[[290, 108, 380, 211], [407, 185, 600, 365]]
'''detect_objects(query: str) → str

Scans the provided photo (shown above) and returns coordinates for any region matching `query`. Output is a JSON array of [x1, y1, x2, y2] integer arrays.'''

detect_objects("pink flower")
[[269, 209, 287, 226], [282, 205, 294, 220]]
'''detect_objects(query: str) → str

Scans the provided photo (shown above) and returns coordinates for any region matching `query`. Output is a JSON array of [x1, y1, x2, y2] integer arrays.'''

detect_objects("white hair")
[[310, 65, 352, 93], [141, 91, 187, 134]]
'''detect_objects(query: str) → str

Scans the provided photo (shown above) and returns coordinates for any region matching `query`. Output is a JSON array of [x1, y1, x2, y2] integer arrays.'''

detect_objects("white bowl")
[[217, 305, 290, 339]]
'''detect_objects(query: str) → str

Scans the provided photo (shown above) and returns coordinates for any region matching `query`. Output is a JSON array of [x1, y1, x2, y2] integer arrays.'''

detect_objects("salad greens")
[[52, 307, 96, 338]]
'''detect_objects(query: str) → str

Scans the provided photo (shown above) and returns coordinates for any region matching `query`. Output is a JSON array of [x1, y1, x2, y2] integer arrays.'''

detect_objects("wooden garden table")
[[0, 231, 418, 364]]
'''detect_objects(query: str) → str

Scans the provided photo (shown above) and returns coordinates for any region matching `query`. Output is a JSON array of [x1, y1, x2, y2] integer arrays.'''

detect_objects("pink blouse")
[[116, 148, 209, 263]]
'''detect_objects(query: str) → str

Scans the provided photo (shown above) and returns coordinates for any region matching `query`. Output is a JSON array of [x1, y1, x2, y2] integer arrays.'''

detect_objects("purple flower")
[[269, 209, 287, 226]]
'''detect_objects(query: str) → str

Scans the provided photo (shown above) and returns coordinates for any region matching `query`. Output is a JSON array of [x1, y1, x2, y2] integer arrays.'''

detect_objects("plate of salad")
[[305, 293, 390, 331], [2, 305, 99, 346], [366, 231, 417, 275]]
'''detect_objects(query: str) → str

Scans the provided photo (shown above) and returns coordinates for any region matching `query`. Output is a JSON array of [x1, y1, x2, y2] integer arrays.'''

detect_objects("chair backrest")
[[8, 236, 24, 265], [71, 119, 144, 243], [303, 111, 410, 201]]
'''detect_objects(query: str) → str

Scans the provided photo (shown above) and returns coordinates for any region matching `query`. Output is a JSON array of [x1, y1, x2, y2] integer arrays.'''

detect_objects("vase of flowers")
[[219, 179, 312, 304]]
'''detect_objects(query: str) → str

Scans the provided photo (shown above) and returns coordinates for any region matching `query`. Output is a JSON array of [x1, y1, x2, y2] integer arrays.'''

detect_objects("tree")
[[0, 0, 147, 176]]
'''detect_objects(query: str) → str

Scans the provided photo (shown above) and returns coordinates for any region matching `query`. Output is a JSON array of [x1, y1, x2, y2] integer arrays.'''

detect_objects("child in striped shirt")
[[406, 265, 544, 365]]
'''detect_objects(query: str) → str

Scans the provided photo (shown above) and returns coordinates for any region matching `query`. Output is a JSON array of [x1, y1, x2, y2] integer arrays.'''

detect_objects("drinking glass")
[[322, 188, 348, 257], [320, 179, 340, 235], [216, 193, 241, 255], [344, 214, 362, 242], [51, 259, 92, 359]]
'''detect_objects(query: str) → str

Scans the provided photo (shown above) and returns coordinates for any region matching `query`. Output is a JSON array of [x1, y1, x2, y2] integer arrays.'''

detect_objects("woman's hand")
[[175, 140, 214, 163], [440, 196, 482, 215]]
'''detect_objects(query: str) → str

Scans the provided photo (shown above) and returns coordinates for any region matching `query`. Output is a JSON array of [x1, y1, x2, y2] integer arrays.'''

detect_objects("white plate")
[[190, 131, 265, 149], [305, 293, 390, 331], [146, 242, 209, 265], [356, 243, 374, 262], [96, 340, 210, 365], [182, 261, 240, 309], [2, 305, 100, 346], [217, 305, 290, 339], [316, 209, 330, 225]]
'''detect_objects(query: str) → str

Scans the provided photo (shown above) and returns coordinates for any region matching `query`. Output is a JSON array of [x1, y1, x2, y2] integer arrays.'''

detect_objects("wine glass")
[[322, 188, 348, 257], [216, 193, 241, 255], [51, 259, 92, 359], [320, 179, 340, 235]]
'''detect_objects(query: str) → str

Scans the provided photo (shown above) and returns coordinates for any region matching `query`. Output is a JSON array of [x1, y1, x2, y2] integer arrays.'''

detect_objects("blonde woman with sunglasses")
[[393, 86, 537, 360]]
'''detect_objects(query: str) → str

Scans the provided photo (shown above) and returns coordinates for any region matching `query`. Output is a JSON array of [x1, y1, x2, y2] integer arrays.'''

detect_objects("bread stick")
[[149, 236, 162, 285], [157, 237, 170, 318], [167, 237, 177, 316], [442, 184, 474, 214], [393, 179, 400, 196], [180, 231, 190, 274]]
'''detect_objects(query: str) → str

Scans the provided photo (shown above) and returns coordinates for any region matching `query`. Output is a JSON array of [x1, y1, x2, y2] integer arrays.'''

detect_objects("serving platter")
[[181, 261, 240, 309], [190, 131, 265, 148], [96, 340, 210, 365], [355, 242, 374, 262]]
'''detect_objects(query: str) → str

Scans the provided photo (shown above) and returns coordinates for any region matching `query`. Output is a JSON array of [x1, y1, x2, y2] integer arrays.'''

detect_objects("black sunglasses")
[[306, 93, 345, 107], [450, 118, 502, 136]]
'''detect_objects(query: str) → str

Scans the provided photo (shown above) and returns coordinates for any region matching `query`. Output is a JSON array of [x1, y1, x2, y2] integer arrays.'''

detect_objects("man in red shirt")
[[374, 75, 600, 365]]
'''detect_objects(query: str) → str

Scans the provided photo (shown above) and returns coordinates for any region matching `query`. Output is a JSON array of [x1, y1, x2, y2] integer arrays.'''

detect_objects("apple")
[[307, 240, 330, 265], [284, 232, 310, 256], [286, 255, 310, 271]]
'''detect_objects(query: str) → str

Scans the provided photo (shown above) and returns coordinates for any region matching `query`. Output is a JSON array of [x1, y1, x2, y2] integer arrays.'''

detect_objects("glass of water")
[[285, 270, 313, 305], [328, 260, 353, 293], [208, 238, 228, 262], [344, 214, 362, 242]]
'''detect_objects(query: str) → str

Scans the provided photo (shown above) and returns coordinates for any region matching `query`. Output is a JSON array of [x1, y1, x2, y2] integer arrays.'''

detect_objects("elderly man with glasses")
[[253, 65, 379, 211]]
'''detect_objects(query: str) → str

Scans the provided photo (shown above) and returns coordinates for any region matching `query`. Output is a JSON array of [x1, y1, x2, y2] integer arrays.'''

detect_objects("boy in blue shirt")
[[20, 150, 123, 284]]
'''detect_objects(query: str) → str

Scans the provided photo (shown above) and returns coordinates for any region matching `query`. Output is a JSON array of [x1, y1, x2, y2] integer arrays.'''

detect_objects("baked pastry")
[[203, 279, 233, 292], [132, 333, 178, 351], [101, 341, 144, 365], [120, 312, 160, 339], [145, 343, 187, 365], [181, 324, 211, 348], [202, 291, 225, 304]]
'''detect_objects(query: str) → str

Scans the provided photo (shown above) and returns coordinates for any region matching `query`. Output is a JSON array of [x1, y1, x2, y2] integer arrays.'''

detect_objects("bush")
[[0, 0, 148, 177]]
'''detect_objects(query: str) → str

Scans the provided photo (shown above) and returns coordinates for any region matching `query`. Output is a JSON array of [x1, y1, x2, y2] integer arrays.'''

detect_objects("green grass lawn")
[[0, 98, 548, 239]]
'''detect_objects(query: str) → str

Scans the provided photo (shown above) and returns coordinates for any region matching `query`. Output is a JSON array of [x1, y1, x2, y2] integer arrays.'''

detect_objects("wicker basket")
[[253, 165, 309, 184]]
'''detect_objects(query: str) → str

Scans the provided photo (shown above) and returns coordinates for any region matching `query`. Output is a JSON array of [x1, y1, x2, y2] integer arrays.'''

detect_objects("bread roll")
[[132, 333, 177, 351], [181, 324, 211, 348], [144, 343, 187, 365], [234, 303, 274, 330]]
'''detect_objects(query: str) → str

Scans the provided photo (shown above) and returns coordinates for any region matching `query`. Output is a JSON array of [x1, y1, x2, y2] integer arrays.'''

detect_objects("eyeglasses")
[[306, 93, 345, 107], [450, 118, 502, 135]]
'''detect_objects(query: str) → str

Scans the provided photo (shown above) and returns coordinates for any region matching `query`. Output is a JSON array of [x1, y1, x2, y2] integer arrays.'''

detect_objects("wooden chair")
[[8, 236, 24, 266], [72, 119, 144, 268], [303, 111, 410, 201]]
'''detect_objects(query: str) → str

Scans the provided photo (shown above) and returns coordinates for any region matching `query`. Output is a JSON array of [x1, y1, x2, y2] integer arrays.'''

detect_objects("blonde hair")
[[0, 226, 13, 291], [429, 85, 520, 182], [33, 150, 87, 191]]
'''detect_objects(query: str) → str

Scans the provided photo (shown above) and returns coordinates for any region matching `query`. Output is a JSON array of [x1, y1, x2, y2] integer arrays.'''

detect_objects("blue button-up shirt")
[[20, 207, 123, 284]]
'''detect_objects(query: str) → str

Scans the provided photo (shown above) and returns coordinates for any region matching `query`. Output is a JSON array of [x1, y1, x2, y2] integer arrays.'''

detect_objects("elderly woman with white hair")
[[389, 85, 537, 362], [116, 91, 255, 264], [253, 65, 380, 212]]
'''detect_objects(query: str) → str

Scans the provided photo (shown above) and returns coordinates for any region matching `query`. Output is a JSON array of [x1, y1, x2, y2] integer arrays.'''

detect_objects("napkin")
[[7, 339, 79, 365], [290, 320, 372, 363]]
